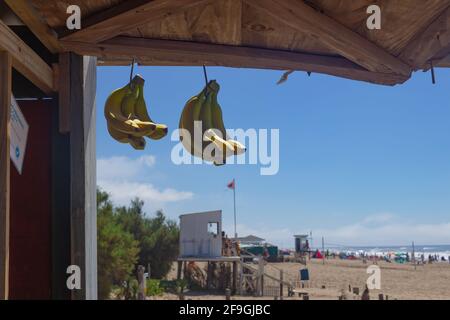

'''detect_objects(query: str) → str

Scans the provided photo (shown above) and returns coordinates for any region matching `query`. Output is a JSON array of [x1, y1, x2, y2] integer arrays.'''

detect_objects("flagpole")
[[233, 178, 237, 239]]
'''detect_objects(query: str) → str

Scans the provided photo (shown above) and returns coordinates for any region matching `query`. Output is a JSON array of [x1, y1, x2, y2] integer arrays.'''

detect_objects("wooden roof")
[[3, 0, 450, 86]]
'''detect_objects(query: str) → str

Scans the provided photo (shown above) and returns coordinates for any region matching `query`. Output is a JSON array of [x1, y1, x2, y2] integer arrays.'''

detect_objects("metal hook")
[[203, 65, 209, 86], [130, 58, 136, 84], [430, 61, 436, 85]]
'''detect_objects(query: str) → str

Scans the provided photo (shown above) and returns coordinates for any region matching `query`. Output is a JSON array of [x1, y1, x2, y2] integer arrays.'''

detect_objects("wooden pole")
[[232, 261, 237, 295], [68, 54, 98, 299], [177, 261, 182, 280], [322, 236, 325, 265], [137, 265, 146, 300], [0, 51, 12, 300], [279, 269, 284, 297]]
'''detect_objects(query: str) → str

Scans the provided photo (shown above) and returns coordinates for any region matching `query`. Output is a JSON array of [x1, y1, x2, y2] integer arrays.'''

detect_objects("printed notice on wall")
[[10, 96, 29, 175]]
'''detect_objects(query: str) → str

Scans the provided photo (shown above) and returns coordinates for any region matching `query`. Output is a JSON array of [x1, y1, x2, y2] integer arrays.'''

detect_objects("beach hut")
[[1, 0, 449, 300]]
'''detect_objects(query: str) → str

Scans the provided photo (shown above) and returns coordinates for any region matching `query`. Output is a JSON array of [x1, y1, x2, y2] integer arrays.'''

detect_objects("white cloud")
[[97, 155, 156, 181], [98, 180, 193, 208], [225, 213, 450, 248], [97, 155, 193, 212]]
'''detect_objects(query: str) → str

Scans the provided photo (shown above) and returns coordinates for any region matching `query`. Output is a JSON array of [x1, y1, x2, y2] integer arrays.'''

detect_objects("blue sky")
[[97, 66, 450, 247]]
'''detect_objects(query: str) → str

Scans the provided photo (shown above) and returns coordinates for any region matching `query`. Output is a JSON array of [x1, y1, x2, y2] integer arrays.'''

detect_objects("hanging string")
[[202, 65, 210, 96], [203, 65, 209, 86], [130, 58, 136, 84], [430, 60, 436, 85]]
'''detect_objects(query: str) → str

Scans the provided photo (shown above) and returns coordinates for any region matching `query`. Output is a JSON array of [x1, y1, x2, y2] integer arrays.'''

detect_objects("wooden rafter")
[[0, 51, 11, 300], [0, 20, 55, 94], [399, 5, 450, 70], [243, 0, 412, 77], [61, 37, 408, 85], [60, 0, 213, 43], [4, 0, 61, 53]]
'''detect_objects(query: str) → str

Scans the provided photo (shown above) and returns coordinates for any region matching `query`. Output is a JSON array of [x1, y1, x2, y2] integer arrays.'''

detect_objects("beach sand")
[[158, 259, 450, 300]]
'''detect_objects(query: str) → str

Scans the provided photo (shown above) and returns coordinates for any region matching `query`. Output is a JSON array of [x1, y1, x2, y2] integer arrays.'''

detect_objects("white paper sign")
[[10, 96, 29, 174]]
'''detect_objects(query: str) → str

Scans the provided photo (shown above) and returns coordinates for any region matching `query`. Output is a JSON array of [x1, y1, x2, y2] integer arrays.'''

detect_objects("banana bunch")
[[179, 80, 246, 165], [104, 75, 168, 150]]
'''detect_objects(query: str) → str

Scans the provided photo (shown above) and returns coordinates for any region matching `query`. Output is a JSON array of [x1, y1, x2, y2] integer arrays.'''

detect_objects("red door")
[[9, 99, 52, 299]]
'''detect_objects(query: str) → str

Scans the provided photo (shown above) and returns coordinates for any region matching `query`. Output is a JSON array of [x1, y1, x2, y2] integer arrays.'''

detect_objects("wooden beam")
[[69, 53, 98, 300], [61, 37, 409, 85], [4, 0, 61, 53], [434, 53, 450, 68], [400, 6, 450, 70], [61, 0, 213, 43], [0, 20, 55, 94], [58, 53, 71, 133], [243, 0, 412, 77], [0, 51, 12, 300]]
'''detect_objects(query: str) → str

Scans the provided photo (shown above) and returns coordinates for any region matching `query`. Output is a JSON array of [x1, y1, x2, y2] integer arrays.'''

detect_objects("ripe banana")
[[134, 80, 168, 140], [179, 79, 246, 164], [104, 74, 168, 149], [107, 124, 146, 150]]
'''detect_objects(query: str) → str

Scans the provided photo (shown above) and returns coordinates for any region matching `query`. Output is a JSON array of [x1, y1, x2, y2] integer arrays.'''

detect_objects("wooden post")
[[232, 261, 237, 295], [137, 265, 146, 300], [206, 262, 212, 289], [279, 270, 284, 297], [67, 53, 97, 300], [0, 51, 12, 300], [322, 236, 325, 265], [225, 288, 231, 300], [177, 261, 182, 280]]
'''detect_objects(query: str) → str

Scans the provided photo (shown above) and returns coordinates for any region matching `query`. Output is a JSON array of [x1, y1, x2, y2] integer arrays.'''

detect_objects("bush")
[[146, 279, 164, 296]]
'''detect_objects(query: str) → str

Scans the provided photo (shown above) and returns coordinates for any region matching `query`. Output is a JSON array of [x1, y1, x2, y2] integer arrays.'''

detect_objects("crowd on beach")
[[316, 249, 450, 264]]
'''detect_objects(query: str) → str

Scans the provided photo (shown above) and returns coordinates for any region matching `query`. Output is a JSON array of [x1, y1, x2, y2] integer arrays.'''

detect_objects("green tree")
[[117, 199, 180, 279], [97, 189, 139, 299]]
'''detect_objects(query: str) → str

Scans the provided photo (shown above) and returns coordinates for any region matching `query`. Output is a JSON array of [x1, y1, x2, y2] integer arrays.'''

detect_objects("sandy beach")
[[159, 259, 450, 300]]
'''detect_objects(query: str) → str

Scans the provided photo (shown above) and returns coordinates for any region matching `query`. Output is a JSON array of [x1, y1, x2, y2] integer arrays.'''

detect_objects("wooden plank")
[[435, 53, 450, 68], [69, 53, 85, 300], [50, 98, 71, 300], [240, 1, 333, 55], [399, 6, 450, 70], [360, 0, 450, 56], [243, 0, 411, 76], [58, 53, 71, 133], [83, 56, 97, 300], [61, 0, 213, 43], [69, 53, 98, 300], [0, 20, 54, 94], [135, 0, 243, 45], [4, 0, 61, 53], [61, 37, 409, 85], [0, 51, 12, 300]]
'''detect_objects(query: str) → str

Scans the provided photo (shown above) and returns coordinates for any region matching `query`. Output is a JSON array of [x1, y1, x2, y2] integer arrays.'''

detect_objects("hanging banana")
[[104, 74, 168, 150], [179, 80, 246, 165]]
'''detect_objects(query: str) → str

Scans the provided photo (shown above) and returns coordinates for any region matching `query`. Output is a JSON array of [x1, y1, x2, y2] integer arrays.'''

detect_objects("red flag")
[[227, 179, 235, 190]]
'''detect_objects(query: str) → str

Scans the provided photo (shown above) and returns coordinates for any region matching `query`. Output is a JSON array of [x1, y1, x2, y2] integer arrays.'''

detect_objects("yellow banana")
[[227, 139, 246, 155], [179, 79, 246, 163], [134, 78, 168, 140], [179, 89, 206, 158], [209, 81, 228, 140], [107, 124, 146, 150], [104, 82, 156, 137], [121, 78, 140, 119]]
